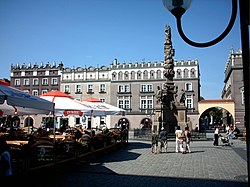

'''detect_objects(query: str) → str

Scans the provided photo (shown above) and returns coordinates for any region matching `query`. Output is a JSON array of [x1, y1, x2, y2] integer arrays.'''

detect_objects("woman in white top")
[[175, 126, 185, 153]]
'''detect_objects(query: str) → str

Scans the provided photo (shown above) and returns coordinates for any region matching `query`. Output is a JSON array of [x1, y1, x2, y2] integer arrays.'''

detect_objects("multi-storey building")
[[8, 59, 200, 130], [10, 62, 63, 96], [9, 62, 63, 127], [61, 58, 200, 130], [221, 48, 244, 131]]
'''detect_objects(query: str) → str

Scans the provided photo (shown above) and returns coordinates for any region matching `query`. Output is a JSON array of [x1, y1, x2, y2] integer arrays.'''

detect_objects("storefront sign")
[[63, 110, 83, 116]]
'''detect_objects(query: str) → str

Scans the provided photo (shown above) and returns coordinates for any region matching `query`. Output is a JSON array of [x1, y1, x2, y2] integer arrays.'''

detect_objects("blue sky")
[[0, 0, 241, 99]]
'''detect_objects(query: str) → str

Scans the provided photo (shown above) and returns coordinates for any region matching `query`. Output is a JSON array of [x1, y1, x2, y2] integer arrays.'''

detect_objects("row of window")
[[64, 83, 194, 94], [62, 68, 197, 81], [23, 89, 50, 96], [14, 78, 58, 86], [111, 68, 197, 80], [117, 95, 193, 110], [64, 84, 106, 93]]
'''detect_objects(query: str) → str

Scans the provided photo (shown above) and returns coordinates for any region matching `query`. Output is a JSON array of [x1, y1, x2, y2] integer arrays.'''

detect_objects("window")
[[42, 78, 48, 85], [118, 85, 130, 93], [131, 71, 135, 80], [186, 95, 193, 109], [140, 96, 153, 109], [150, 70, 155, 79], [75, 85, 82, 93], [51, 78, 58, 85], [42, 90, 48, 94], [112, 72, 116, 80], [140, 84, 153, 92], [64, 85, 70, 93], [156, 70, 161, 79], [118, 71, 123, 80], [118, 96, 130, 109], [190, 68, 196, 78], [33, 78, 39, 86], [143, 70, 148, 79], [32, 90, 39, 96], [177, 69, 182, 78], [87, 84, 93, 93], [124, 71, 129, 80], [185, 83, 192, 91], [14, 79, 20, 86], [184, 69, 189, 78], [23, 79, 29, 86], [99, 84, 106, 93], [137, 71, 141, 80]]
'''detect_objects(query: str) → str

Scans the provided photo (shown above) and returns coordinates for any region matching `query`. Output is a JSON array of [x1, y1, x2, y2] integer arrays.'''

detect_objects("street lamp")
[[162, 0, 249, 182], [162, 0, 238, 48]]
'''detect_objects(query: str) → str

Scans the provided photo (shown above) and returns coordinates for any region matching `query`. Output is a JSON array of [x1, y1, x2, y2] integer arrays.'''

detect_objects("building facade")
[[8, 59, 200, 130], [10, 62, 63, 96], [221, 48, 245, 131], [61, 58, 200, 130], [9, 62, 63, 127]]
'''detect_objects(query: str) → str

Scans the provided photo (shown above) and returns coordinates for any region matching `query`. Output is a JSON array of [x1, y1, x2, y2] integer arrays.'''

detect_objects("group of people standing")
[[175, 126, 192, 154], [151, 127, 168, 154], [151, 125, 192, 154], [213, 124, 241, 146]]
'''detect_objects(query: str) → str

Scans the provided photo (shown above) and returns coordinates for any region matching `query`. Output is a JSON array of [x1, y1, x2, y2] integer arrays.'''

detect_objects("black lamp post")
[[162, 0, 249, 182], [162, 0, 238, 48]]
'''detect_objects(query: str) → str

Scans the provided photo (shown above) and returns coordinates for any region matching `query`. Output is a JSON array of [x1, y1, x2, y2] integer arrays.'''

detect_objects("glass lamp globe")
[[162, 0, 192, 18], [162, 0, 192, 12]]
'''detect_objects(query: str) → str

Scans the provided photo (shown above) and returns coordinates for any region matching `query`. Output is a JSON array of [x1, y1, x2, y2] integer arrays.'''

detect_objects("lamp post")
[[162, 0, 238, 48], [162, 0, 249, 182]]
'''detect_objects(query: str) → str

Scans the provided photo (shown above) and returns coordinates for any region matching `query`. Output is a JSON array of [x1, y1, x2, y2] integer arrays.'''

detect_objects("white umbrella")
[[40, 91, 100, 116], [0, 80, 54, 115], [81, 97, 126, 116]]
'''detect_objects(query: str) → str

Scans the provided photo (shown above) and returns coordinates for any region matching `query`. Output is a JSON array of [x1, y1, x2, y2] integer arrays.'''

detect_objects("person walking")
[[151, 130, 158, 154], [159, 127, 168, 153], [184, 126, 192, 153], [0, 137, 12, 179], [175, 126, 185, 154]]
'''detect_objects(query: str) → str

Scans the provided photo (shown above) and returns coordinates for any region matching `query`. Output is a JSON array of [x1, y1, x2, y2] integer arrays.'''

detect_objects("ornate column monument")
[[154, 25, 187, 133]]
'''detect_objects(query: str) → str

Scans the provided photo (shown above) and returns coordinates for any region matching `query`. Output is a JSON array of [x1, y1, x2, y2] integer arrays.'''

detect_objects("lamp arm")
[[176, 0, 238, 48]]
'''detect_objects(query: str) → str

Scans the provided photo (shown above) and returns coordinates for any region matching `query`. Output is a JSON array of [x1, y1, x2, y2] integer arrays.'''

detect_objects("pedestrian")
[[175, 126, 185, 154], [232, 124, 241, 139], [184, 126, 192, 153], [213, 127, 219, 146], [226, 124, 230, 134], [151, 130, 158, 154], [195, 124, 199, 132], [0, 137, 12, 179], [159, 127, 168, 153]]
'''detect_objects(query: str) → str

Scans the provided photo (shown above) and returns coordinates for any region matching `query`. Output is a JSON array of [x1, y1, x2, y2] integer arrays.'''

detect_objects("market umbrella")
[[81, 98, 126, 116], [0, 80, 54, 116], [40, 91, 100, 116]]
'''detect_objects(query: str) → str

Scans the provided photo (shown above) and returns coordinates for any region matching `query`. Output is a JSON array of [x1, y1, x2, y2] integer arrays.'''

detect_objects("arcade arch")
[[140, 118, 152, 129], [24, 116, 34, 127], [198, 100, 235, 130]]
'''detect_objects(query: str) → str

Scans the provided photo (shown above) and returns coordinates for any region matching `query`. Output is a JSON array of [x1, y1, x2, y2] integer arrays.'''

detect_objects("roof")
[[40, 90, 72, 98]]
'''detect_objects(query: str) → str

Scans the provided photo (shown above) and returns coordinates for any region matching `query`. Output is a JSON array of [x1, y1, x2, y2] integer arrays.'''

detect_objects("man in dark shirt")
[[159, 127, 168, 153]]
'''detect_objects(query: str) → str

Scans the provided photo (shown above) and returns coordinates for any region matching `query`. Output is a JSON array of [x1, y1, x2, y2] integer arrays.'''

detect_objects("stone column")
[[153, 25, 187, 133]]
